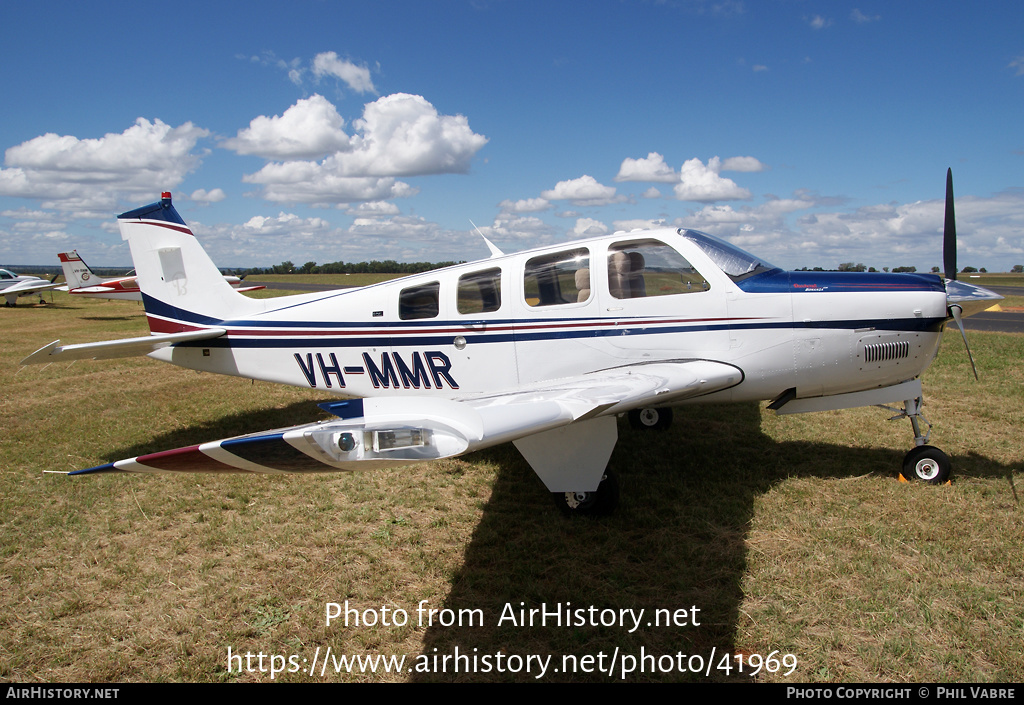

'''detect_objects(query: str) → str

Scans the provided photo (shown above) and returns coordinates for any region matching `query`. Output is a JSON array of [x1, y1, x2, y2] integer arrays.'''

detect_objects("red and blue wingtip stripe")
[[66, 429, 339, 475], [70, 463, 122, 476]]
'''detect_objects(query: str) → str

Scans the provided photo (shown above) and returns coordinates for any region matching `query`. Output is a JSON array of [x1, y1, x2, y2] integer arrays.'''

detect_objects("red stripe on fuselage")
[[210, 316, 765, 338]]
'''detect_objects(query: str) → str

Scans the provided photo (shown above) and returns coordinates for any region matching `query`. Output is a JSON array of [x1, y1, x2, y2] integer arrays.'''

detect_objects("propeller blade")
[[943, 167, 957, 281], [949, 304, 978, 380]]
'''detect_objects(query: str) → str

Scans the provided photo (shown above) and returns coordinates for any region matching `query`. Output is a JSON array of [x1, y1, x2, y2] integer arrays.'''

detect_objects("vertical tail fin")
[[57, 250, 95, 290], [117, 193, 264, 332]]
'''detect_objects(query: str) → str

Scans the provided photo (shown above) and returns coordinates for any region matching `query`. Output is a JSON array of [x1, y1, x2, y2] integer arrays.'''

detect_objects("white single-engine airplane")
[[1, 269, 60, 307], [22, 170, 1002, 514], [57, 249, 265, 300]]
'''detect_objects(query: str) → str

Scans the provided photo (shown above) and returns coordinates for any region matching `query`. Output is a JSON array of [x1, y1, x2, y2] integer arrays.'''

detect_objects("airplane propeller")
[[943, 167, 979, 380], [943, 168, 957, 283]]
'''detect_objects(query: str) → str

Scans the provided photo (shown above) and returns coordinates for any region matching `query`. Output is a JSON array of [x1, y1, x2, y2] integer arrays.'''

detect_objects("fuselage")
[[145, 228, 949, 406]]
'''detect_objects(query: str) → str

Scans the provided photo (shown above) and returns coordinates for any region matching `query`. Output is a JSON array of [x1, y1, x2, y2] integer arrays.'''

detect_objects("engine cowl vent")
[[864, 340, 910, 363]]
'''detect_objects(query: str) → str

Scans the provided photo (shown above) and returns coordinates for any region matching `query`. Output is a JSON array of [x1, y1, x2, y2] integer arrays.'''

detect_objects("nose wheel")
[[902, 445, 951, 484], [883, 395, 953, 484]]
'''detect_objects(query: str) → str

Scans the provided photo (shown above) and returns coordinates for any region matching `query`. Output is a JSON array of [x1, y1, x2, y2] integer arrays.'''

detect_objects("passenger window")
[[399, 282, 440, 320], [524, 249, 590, 306], [608, 239, 708, 299], [457, 268, 502, 314]]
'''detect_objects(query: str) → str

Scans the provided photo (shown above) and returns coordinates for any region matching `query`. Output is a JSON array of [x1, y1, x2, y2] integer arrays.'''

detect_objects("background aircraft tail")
[[117, 193, 265, 332], [57, 250, 96, 290]]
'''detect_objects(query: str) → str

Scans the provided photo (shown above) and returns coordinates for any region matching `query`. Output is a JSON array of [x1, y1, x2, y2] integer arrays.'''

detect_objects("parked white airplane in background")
[[57, 249, 265, 300], [22, 171, 1002, 514], [1, 269, 60, 307]]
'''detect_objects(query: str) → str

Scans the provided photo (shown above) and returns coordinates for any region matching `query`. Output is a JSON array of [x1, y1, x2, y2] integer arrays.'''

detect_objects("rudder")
[[117, 192, 264, 332]]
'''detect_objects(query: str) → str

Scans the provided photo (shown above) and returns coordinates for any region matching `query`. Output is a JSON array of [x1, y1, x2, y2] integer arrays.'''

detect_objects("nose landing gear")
[[881, 395, 952, 485]]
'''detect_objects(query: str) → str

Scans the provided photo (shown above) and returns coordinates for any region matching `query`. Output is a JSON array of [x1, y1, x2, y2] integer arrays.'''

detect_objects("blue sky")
[[1, 0, 1022, 272]]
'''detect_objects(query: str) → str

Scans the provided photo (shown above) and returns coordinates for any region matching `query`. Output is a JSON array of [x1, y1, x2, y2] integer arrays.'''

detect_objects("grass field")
[[2, 292, 1022, 683]]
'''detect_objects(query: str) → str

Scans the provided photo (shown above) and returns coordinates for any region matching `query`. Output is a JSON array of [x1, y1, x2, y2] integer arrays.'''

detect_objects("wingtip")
[[69, 463, 122, 476], [20, 340, 62, 365]]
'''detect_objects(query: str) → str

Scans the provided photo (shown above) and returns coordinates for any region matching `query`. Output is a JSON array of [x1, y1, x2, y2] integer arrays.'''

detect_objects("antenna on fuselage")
[[470, 220, 505, 258]]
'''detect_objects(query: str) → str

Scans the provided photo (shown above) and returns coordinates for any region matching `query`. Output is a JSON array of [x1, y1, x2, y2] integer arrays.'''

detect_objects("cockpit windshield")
[[678, 229, 778, 282]]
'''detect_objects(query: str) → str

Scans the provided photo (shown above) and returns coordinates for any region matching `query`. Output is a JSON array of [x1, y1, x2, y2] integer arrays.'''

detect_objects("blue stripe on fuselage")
[[737, 269, 946, 294], [170, 316, 946, 350]]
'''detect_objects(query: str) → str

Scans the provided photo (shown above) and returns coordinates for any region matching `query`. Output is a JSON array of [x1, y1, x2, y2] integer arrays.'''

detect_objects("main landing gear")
[[628, 407, 674, 431], [553, 470, 619, 517], [883, 395, 952, 485]]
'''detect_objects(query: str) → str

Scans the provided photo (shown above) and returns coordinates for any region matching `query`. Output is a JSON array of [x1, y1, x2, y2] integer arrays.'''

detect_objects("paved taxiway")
[[961, 286, 1024, 333]]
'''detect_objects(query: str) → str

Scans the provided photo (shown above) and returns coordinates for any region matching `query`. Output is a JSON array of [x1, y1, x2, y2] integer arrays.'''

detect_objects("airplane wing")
[[56, 359, 742, 492], [63, 284, 129, 294], [21, 328, 227, 363], [3, 279, 61, 303]]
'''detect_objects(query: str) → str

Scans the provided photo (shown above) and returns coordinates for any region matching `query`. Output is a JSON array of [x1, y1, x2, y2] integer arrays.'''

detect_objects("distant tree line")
[[795, 264, 999, 274], [236, 259, 463, 276]]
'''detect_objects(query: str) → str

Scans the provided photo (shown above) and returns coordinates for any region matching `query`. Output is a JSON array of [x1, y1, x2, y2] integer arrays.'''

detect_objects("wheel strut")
[[878, 395, 951, 484], [879, 395, 931, 447]]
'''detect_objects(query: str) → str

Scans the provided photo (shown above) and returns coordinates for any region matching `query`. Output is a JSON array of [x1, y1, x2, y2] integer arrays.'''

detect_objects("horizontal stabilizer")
[[21, 328, 226, 364]]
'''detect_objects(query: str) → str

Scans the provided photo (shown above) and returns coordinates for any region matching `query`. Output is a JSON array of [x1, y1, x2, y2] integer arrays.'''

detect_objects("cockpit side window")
[[457, 267, 502, 314], [524, 249, 590, 307], [608, 239, 709, 299], [678, 229, 777, 282], [399, 281, 440, 320]]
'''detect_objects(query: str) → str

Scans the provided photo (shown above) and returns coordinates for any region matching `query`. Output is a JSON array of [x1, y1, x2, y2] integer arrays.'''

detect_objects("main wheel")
[[628, 407, 673, 431], [902, 445, 951, 484], [553, 470, 619, 517]]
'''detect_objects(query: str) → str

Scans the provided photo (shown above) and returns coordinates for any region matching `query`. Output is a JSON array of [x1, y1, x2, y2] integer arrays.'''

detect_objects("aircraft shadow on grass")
[[85, 398, 1016, 682], [408, 402, 1017, 683]]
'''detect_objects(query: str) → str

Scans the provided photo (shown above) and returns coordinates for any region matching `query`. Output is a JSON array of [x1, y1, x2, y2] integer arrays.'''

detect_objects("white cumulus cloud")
[[720, 156, 766, 172], [244, 166, 418, 205], [345, 200, 402, 217], [572, 218, 609, 238], [673, 157, 752, 202], [615, 152, 678, 182], [0, 118, 209, 211], [498, 197, 550, 213], [312, 52, 377, 94], [344, 93, 488, 177], [191, 188, 226, 203], [222, 95, 351, 160], [240, 93, 487, 205], [541, 175, 620, 206]]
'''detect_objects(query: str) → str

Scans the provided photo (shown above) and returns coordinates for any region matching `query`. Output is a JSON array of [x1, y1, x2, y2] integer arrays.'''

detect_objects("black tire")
[[553, 470, 619, 517], [628, 407, 673, 431], [902, 445, 951, 484]]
